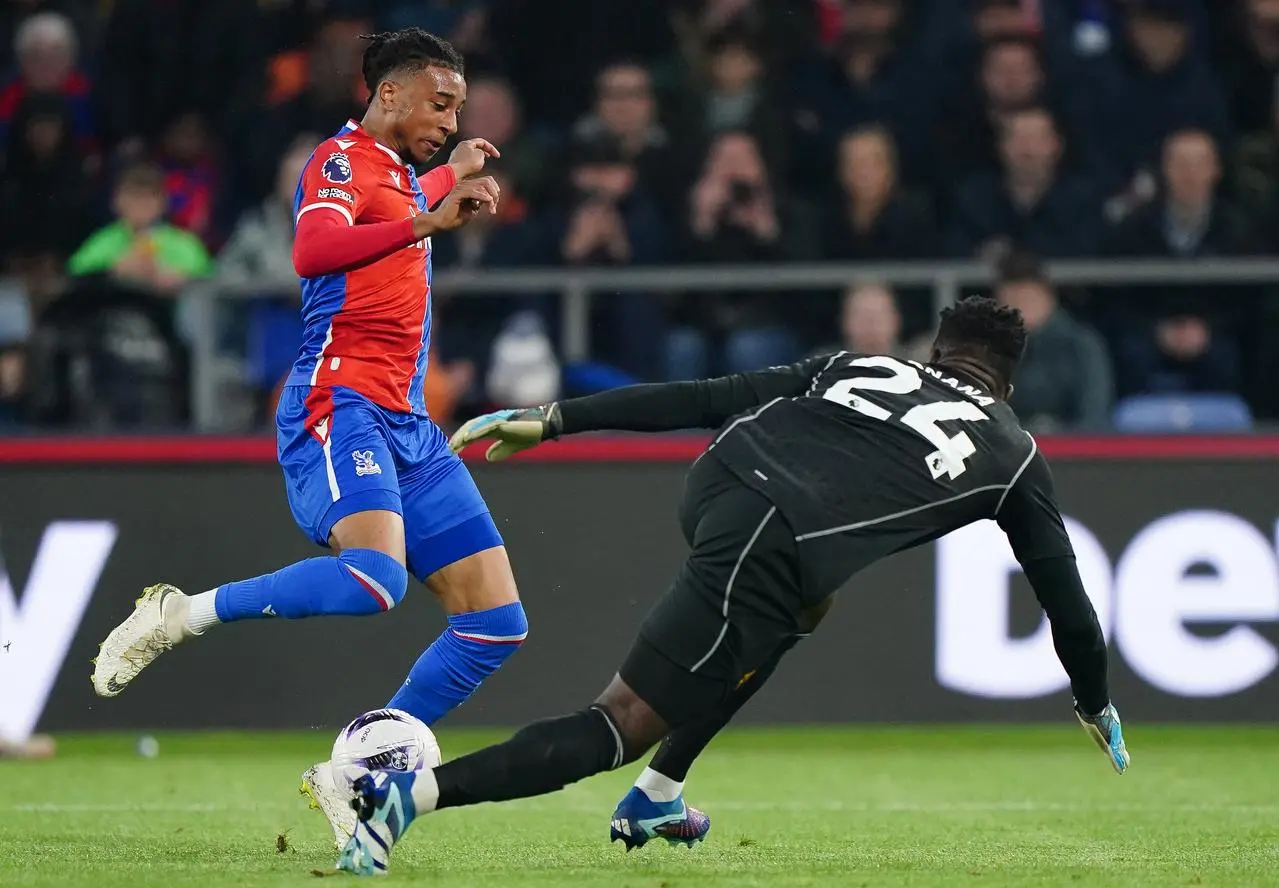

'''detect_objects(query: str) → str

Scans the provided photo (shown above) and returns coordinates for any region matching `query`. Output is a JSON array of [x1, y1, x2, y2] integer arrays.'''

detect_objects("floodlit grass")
[[2, 726, 1277, 886]]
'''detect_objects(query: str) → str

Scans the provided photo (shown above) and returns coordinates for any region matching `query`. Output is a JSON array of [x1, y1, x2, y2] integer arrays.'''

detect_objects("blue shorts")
[[276, 385, 503, 581]]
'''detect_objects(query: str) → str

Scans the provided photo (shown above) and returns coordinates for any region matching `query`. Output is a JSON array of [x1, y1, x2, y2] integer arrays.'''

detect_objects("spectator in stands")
[[1118, 310, 1242, 399], [841, 282, 904, 357], [695, 28, 778, 146], [668, 130, 808, 379], [555, 139, 666, 380], [950, 106, 1102, 258], [822, 125, 936, 260], [488, 0, 675, 127], [1107, 128, 1260, 258], [68, 161, 211, 292], [34, 161, 208, 428], [559, 141, 664, 268], [994, 252, 1114, 431], [245, 12, 369, 204], [456, 77, 550, 206], [0, 89, 85, 420], [1077, 0, 1231, 209], [0, 92, 93, 298], [930, 36, 1047, 188], [155, 113, 220, 247], [688, 130, 809, 263], [813, 282, 926, 361], [210, 134, 316, 419], [0, 2, 97, 75], [99, 0, 262, 150], [216, 135, 316, 295], [0, 12, 94, 154], [569, 61, 684, 217], [790, 0, 933, 195], [1105, 128, 1257, 405]]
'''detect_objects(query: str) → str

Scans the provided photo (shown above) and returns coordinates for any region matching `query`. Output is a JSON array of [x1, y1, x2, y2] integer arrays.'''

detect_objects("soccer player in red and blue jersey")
[[92, 29, 526, 844]]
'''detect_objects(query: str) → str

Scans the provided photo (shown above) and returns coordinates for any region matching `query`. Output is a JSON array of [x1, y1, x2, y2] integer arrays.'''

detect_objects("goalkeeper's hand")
[[1075, 701, 1130, 775], [447, 404, 563, 462]]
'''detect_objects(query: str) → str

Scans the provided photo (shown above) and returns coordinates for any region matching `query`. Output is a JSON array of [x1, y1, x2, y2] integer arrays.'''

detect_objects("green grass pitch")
[[2, 726, 1277, 887]]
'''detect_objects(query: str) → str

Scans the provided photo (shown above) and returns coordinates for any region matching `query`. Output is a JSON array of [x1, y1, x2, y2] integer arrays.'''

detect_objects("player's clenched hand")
[[448, 404, 563, 462], [418, 177, 501, 235], [1075, 701, 1130, 775], [448, 138, 500, 179]]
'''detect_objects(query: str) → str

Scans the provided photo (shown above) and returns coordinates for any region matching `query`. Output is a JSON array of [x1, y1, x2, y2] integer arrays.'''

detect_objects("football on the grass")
[[331, 708, 441, 778]]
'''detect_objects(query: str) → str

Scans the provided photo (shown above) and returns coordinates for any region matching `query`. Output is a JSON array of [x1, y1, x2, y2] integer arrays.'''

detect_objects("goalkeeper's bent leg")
[[642, 632, 800, 788], [412, 676, 671, 812]]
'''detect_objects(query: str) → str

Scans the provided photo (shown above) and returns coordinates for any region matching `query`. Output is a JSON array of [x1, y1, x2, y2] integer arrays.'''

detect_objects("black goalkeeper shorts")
[[619, 455, 805, 727]]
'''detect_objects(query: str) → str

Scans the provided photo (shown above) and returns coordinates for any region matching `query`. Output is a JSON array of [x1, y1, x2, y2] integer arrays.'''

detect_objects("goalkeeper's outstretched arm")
[[997, 450, 1129, 774], [556, 355, 835, 434], [449, 354, 838, 460]]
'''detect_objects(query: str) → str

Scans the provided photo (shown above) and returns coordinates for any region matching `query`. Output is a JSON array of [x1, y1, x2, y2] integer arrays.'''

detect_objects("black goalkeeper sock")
[[434, 706, 625, 810], [648, 635, 799, 782]]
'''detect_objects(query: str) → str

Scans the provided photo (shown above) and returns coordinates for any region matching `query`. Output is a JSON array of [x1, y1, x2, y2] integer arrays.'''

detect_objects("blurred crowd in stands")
[[1, 0, 1278, 432]]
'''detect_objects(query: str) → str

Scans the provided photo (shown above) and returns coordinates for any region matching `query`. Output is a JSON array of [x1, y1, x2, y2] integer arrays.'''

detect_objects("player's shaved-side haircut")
[[933, 296, 1028, 391], [361, 27, 464, 97]]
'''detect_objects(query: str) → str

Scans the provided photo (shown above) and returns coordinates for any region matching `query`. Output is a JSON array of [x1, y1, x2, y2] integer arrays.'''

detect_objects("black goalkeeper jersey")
[[703, 352, 1073, 598]]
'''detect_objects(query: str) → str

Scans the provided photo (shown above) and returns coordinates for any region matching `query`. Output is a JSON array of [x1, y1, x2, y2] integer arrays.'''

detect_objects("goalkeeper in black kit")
[[335, 297, 1128, 876]]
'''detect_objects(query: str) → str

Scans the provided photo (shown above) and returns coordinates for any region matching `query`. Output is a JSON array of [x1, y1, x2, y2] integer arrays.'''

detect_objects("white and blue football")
[[330, 708, 441, 780]]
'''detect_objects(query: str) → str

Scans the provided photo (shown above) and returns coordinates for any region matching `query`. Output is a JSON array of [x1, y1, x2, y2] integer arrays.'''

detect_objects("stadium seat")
[[1112, 393, 1254, 433], [246, 300, 303, 392]]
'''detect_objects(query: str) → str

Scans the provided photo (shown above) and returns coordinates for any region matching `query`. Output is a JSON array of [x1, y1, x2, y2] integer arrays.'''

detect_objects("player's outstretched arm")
[[448, 355, 839, 461], [997, 451, 1129, 775], [1022, 556, 1129, 774]]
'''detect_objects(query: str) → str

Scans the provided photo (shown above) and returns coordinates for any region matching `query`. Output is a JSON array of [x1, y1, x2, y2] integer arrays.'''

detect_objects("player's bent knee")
[[595, 675, 669, 764], [338, 548, 409, 610], [449, 600, 528, 661]]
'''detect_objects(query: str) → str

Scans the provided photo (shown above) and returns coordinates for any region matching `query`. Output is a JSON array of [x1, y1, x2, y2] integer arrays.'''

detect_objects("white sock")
[[184, 590, 221, 634], [410, 768, 441, 813], [634, 766, 684, 803]]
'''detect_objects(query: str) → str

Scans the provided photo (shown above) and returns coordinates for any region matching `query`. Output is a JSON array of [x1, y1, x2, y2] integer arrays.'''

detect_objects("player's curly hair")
[[361, 28, 463, 97], [933, 296, 1028, 390]]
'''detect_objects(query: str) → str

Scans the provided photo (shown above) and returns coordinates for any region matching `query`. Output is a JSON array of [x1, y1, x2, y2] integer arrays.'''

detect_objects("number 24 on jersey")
[[821, 356, 990, 482]]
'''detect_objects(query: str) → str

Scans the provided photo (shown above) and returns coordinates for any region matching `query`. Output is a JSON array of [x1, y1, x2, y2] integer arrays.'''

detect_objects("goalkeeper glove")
[[1075, 701, 1130, 775], [447, 404, 563, 462]]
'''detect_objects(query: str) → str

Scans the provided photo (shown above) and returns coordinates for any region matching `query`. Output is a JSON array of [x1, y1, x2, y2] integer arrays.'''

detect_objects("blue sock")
[[387, 602, 528, 724], [214, 548, 408, 621]]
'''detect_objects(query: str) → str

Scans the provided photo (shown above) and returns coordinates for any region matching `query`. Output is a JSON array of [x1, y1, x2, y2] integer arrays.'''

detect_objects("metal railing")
[[187, 257, 1279, 430]]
